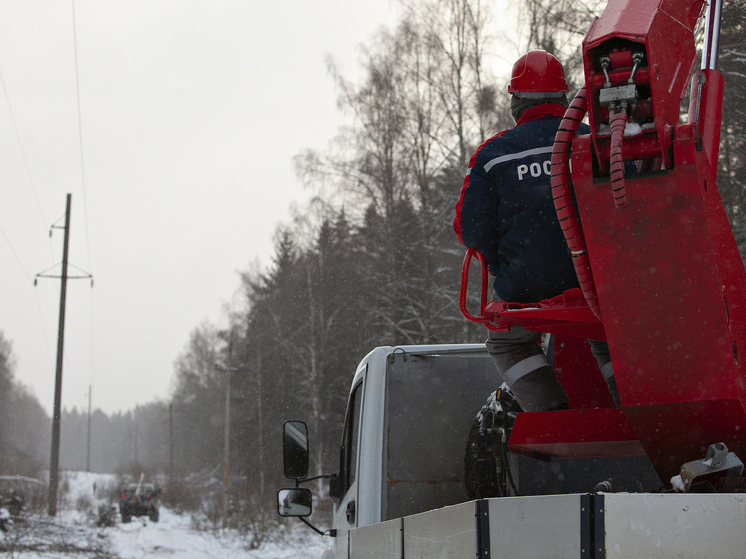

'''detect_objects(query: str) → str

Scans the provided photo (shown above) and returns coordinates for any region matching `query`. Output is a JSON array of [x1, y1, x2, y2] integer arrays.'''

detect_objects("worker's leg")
[[486, 327, 568, 412], [588, 340, 621, 407]]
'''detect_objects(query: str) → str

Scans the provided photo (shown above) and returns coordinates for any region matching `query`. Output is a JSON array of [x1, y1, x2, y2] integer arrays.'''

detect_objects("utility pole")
[[256, 348, 264, 499], [36, 194, 92, 517], [169, 403, 174, 482], [215, 337, 242, 529], [47, 193, 71, 517], [86, 385, 92, 472], [222, 360, 231, 528]]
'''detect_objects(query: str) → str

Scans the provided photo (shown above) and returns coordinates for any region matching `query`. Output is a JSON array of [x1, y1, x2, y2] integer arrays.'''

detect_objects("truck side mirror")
[[277, 488, 313, 517], [283, 420, 309, 480]]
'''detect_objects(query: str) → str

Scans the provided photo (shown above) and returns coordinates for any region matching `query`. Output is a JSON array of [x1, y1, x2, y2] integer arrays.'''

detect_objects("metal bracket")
[[599, 84, 636, 106], [674, 443, 744, 492]]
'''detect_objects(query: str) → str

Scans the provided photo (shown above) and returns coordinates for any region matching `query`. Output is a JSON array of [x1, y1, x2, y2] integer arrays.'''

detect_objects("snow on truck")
[[277, 0, 746, 557]]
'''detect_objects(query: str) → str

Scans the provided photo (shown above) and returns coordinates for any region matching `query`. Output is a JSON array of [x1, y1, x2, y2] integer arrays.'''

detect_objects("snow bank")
[[2, 471, 331, 559]]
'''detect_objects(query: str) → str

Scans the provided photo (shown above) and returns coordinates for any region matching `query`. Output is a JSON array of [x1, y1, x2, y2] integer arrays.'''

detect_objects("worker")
[[454, 50, 619, 412]]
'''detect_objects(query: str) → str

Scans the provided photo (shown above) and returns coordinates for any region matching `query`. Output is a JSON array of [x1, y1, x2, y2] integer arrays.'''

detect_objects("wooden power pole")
[[215, 337, 242, 529], [47, 193, 71, 517], [86, 384, 92, 472], [169, 403, 174, 482]]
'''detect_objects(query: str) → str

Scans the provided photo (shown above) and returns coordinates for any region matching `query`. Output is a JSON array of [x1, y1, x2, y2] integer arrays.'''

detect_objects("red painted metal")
[[459, 247, 605, 336], [553, 335, 615, 410], [459, 247, 491, 326], [483, 291, 604, 340], [687, 69, 725, 171], [593, 131, 661, 164], [508, 121, 746, 483], [558, 98, 746, 483], [582, 0, 706, 171], [457, 0, 744, 485], [509, 408, 645, 459]]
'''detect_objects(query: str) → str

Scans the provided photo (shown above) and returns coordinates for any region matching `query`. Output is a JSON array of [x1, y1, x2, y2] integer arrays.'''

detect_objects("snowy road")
[[1, 472, 331, 559], [108, 509, 222, 558], [107, 508, 329, 559]]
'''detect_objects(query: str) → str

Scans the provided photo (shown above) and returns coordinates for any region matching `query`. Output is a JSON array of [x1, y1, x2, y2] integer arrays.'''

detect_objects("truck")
[[277, 0, 746, 556], [119, 477, 160, 523]]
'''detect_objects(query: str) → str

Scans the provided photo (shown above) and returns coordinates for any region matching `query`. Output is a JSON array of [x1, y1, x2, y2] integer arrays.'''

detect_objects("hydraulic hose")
[[550, 85, 601, 320], [609, 109, 628, 208]]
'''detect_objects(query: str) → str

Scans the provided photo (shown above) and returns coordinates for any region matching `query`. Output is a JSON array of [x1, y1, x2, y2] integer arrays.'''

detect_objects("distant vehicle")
[[119, 482, 159, 523]]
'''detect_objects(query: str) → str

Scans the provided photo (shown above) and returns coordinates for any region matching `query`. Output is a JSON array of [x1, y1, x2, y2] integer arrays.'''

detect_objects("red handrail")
[[459, 247, 491, 325]]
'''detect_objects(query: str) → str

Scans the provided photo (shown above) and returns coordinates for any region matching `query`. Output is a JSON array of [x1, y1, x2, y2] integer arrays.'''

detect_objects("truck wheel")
[[465, 391, 500, 499], [121, 512, 131, 523], [149, 509, 159, 522]]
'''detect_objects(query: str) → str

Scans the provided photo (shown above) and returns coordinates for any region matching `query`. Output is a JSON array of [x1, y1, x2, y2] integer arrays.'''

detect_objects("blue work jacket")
[[454, 103, 590, 303]]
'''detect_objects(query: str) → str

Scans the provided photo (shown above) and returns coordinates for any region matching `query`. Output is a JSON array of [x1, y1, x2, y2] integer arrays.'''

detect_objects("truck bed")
[[349, 493, 746, 558]]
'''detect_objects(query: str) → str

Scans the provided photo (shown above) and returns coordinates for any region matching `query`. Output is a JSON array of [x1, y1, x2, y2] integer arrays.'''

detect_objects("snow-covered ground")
[[1, 471, 331, 559]]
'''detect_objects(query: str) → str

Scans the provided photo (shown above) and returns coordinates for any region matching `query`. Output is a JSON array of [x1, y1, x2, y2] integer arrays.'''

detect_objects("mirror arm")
[[297, 473, 335, 485], [300, 516, 337, 538]]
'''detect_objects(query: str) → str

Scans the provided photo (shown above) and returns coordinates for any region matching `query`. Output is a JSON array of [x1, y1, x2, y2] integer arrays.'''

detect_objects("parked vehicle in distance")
[[119, 482, 159, 523]]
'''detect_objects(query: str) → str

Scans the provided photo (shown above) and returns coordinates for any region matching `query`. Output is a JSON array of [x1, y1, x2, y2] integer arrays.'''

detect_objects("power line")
[[71, 0, 93, 275], [71, 0, 97, 406], [0, 220, 54, 367], [0, 67, 48, 230], [0, 221, 34, 283]]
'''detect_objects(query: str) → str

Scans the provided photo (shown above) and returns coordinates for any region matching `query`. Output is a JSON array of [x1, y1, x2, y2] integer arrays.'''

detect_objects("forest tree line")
[[1, 0, 744, 522]]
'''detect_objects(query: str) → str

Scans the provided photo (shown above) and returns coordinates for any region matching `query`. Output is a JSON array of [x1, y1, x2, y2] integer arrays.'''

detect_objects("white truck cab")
[[277, 344, 745, 559], [280, 344, 496, 557]]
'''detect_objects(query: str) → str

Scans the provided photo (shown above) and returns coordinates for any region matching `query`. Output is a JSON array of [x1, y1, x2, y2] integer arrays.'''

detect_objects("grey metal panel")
[[386, 353, 498, 519], [488, 494, 583, 559], [402, 501, 478, 559], [350, 518, 402, 559], [602, 493, 746, 558]]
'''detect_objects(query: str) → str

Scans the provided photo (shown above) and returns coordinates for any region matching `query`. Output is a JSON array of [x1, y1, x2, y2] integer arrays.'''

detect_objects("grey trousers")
[[486, 327, 568, 412], [486, 328, 620, 411]]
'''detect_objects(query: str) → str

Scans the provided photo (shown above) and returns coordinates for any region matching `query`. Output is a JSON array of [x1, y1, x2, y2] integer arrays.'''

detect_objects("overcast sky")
[[1, 0, 410, 415]]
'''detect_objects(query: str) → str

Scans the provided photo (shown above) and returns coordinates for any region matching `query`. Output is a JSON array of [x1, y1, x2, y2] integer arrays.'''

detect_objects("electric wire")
[[0, 222, 34, 283], [0, 68, 48, 231], [0, 223, 55, 367], [71, 0, 93, 276], [71, 0, 96, 398]]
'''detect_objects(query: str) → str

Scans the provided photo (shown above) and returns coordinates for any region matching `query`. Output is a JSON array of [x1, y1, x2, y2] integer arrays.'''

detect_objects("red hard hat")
[[508, 50, 568, 94]]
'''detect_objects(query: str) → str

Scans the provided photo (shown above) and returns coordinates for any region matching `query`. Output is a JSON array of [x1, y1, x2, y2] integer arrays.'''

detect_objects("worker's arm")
[[454, 158, 500, 276]]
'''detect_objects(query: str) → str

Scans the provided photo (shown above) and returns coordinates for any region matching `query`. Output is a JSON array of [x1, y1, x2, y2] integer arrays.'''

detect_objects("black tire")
[[149, 509, 159, 522], [464, 388, 522, 499], [465, 391, 502, 499], [121, 512, 131, 523]]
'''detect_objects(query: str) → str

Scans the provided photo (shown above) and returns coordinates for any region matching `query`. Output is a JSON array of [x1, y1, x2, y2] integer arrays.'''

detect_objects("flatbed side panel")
[[403, 501, 477, 559], [603, 493, 746, 558], [349, 502, 477, 559], [350, 518, 402, 559], [488, 494, 582, 559]]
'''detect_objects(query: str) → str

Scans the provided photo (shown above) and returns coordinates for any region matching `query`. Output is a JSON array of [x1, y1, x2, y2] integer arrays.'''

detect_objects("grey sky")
[[1, 1, 403, 414]]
